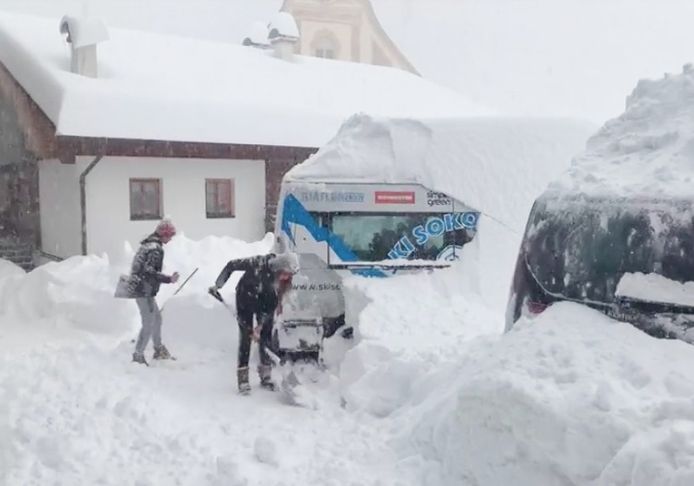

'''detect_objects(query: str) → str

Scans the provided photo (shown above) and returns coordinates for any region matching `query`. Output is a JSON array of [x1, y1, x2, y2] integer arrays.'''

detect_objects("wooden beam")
[[55, 136, 317, 161]]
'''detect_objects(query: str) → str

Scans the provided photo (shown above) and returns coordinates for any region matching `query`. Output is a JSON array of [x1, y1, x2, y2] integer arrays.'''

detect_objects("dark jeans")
[[237, 308, 274, 369]]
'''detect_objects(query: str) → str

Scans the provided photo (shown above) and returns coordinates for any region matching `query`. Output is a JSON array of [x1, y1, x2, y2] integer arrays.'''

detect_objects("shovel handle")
[[173, 268, 199, 296]]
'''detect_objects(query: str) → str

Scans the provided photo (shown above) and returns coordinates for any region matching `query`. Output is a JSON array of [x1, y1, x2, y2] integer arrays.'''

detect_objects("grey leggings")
[[135, 297, 162, 354]]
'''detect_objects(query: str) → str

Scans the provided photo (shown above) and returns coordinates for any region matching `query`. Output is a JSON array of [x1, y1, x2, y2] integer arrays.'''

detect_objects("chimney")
[[267, 12, 299, 61], [242, 21, 271, 50], [59, 16, 109, 78]]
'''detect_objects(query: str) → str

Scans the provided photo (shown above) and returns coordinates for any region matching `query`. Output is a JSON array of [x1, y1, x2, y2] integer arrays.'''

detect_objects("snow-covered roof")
[[0, 12, 488, 148], [288, 114, 595, 232], [0, 0, 283, 46], [549, 65, 694, 200]]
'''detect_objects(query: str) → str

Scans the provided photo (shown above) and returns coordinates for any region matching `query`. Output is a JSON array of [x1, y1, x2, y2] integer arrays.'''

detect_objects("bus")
[[274, 180, 480, 343]]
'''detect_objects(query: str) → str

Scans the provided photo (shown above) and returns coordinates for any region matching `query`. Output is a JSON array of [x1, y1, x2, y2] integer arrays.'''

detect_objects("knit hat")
[[155, 218, 177, 238], [269, 252, 299, 274]]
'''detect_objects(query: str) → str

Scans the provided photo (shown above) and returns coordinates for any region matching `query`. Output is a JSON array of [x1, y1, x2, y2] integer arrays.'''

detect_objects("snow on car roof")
[[0, 11, 489, 148], [549, 65, 694, 200], [287, 114, 594, 232]]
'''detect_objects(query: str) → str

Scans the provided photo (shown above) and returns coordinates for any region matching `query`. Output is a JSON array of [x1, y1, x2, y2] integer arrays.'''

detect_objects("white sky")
[[0, 0, 692, 124]]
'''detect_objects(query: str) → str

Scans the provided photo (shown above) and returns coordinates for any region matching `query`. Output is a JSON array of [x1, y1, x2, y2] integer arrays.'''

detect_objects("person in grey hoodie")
[[128, 219, 180, 365]]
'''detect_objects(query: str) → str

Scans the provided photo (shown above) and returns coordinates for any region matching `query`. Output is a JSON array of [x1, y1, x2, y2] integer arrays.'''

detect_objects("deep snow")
[[288, 115, 594, 234], [391, 303, 694, 486], [0, 237, 418, 486], [551, 64, 694, 199]]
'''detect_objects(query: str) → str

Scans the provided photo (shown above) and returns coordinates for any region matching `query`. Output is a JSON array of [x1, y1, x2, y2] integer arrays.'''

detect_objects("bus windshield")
[[329, 212, 474, 262]]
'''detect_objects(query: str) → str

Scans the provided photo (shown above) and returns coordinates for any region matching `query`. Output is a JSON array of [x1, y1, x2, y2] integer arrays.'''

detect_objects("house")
[[0, 11, 486, 268]]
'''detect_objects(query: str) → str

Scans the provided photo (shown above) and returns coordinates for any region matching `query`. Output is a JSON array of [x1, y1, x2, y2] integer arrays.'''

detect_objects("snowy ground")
[[0, 236, 420, 486], [0, 227, 509, 486], [5, 229, 694, 486]]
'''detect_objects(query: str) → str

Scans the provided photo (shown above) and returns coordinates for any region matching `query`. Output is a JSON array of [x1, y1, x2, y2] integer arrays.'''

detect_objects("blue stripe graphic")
[[281, 194, 386, 278]]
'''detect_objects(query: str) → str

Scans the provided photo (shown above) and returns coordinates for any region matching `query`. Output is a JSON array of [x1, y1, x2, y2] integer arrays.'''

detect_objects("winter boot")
[[237, 367, 251, 395], [258, 364, 276, 391], [153, 345, 175, 360], [132, 352, 149, 366]]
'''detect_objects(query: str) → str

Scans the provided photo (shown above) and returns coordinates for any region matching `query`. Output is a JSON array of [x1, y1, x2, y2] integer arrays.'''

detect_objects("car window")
[[525, 197, 694, 304]]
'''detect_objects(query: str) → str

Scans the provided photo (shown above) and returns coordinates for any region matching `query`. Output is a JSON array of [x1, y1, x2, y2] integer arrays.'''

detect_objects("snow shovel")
[[262, 346, 314, 408], [208, 287, 312, 408]]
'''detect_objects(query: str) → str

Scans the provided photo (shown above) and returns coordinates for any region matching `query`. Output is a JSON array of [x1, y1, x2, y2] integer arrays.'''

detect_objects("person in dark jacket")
[[209, 251, 298, 394], [129, 219, 180, 365]]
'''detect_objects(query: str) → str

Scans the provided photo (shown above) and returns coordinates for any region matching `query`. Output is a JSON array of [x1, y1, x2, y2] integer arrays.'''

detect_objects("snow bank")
[[289, 114, 594, 234], [396, 303, 694, 485], [0, 258, 24, 277], [0, 254, 136, 346], [1, 234, 419, 486], [147, 232, 274, 304], [338, 229, 507, 416], [551, 64, 694, 199], [0, 234, 273, 351]]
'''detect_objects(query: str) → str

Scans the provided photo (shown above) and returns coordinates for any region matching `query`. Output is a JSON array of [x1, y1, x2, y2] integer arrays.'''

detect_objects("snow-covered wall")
[[38, 159, 81, 257]]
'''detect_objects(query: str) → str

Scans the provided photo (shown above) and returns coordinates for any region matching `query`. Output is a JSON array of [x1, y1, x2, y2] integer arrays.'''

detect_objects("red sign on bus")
[[375, 191, 416, 204]]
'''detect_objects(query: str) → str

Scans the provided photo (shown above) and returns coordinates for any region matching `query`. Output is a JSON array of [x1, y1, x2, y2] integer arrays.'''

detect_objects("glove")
[[208, 286, 223, 302], [171, 272, 180, 284]]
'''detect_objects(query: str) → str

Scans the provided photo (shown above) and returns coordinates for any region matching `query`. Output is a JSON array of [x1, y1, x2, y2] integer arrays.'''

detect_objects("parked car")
[[506, 192, 694, 342]]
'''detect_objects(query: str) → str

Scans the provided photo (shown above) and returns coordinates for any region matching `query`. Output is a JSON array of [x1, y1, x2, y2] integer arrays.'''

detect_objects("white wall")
[[38, 159, 82, 258], [77, 156, 266, 261]]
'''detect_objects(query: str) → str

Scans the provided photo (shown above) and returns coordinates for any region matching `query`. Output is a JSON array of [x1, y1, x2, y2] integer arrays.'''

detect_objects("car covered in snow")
[[506, 194, 694, 341], [506, 65, 694, 342]]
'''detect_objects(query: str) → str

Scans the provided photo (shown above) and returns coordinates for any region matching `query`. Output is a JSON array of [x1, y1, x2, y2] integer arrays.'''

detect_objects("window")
[[315, 47, 335, 59], [312, 34, 339, 59], [330, 212, 474, 262], [129, 178, 162, 220], [206, 179, 235, 218], [524, 198, 694, 305]]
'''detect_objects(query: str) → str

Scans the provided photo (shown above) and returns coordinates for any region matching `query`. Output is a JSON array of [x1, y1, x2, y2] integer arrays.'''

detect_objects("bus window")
[[331, 213, 474, 262]]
